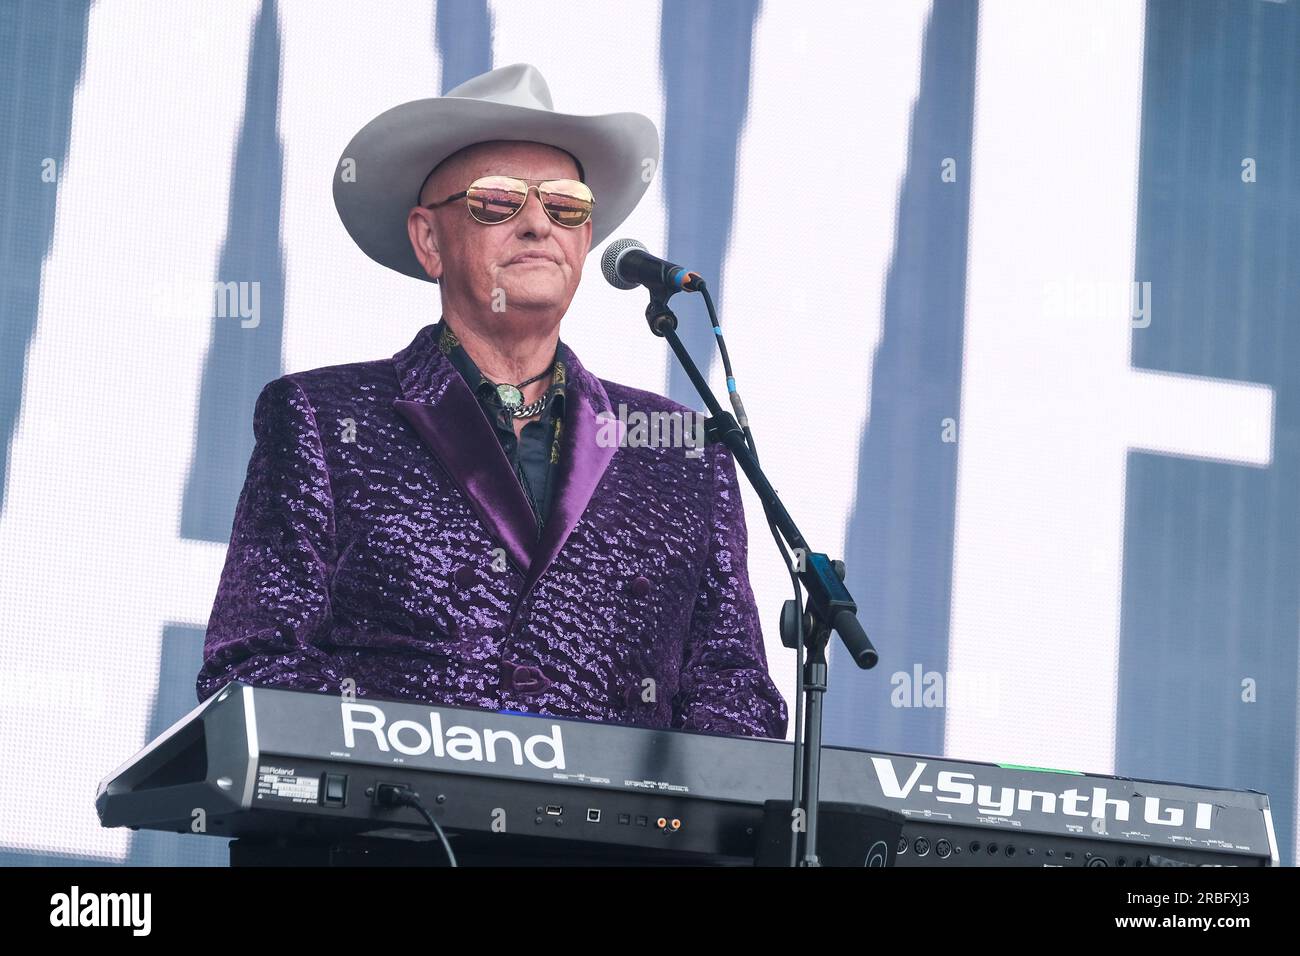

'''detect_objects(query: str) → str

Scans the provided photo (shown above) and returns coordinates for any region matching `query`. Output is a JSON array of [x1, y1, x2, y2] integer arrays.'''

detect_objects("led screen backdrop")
[[1, 0, 1296, 866]]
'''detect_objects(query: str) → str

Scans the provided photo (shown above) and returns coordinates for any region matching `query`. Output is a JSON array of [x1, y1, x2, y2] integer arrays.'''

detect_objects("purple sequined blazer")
[[196, 323, 789, 739]]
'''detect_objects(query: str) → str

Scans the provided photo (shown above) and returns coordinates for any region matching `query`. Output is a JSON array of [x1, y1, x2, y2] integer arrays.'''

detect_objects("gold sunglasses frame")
[[423, 176, 595, 228]]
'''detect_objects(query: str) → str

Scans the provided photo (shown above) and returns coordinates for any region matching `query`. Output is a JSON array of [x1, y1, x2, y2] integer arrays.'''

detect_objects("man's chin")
[[496, 276, 570, 312]]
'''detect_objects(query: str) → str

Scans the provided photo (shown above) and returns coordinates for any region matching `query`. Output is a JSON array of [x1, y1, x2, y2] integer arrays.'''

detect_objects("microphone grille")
[[601, 238, 646, 290]]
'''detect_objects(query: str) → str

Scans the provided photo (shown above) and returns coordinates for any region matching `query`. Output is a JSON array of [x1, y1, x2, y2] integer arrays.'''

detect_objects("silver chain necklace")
[[502, 392, 548, 419]]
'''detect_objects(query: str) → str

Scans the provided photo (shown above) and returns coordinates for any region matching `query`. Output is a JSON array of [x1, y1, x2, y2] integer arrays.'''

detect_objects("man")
[[195, 63, 788, 739]]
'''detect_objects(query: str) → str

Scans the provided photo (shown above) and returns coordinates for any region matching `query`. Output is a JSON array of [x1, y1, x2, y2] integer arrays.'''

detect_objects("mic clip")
[[644, 286, 680, 336]]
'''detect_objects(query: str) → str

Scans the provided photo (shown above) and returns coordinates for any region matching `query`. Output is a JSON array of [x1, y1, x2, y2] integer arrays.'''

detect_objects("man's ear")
[[406, 207, 444, 281]]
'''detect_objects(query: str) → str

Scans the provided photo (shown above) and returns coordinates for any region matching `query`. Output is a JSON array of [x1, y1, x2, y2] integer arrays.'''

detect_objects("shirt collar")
[[436, 317, 567, 417]]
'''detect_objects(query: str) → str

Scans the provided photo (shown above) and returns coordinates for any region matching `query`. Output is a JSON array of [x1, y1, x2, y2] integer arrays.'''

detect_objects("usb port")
[[586, 809, 601, 823], [545, 805, 563, 816]]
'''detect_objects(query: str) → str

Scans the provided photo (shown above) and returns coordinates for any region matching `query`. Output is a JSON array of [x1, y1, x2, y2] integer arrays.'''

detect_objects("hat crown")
[[444, 63, 555, 112], [335, 62, 659, 282]]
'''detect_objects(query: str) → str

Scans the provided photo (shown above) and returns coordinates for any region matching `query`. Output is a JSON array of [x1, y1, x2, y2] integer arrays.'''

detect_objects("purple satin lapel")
[[521, 358, 618, 600], [390, 324, 617, 588], [394, 385, 537, 576]]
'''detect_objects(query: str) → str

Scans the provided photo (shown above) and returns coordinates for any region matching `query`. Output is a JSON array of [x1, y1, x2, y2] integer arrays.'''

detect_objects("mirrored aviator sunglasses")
[[426, 175, 595, 228]]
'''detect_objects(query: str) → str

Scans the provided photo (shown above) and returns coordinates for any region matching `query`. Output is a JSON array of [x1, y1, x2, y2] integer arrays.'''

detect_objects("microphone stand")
[[641, 286, 878, 867]]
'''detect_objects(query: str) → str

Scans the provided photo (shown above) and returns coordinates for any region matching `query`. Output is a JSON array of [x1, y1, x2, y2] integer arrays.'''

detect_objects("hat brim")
[[333, 97, 660, 282]]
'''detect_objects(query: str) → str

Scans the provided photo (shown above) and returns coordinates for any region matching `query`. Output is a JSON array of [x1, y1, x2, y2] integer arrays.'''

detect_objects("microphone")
[[601, 239, 703, 293]]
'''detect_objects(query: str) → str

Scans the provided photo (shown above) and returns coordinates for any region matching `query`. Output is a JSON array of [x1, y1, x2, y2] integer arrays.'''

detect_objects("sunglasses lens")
[[462, 177, 594, 226], [540, 180, 594, 227], [465, 176, 528, 224]]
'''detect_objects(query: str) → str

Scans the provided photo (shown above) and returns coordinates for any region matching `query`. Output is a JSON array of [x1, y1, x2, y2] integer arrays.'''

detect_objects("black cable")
[[698, 283, 758, 460], [695, 279, 806, 866], [377, 784, 458, 867]]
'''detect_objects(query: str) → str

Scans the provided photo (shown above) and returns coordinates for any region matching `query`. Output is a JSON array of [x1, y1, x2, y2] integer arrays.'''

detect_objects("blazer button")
[[624, 680, 649, 709], [453, 565, 477, 590], [630, 575, 652, 598]]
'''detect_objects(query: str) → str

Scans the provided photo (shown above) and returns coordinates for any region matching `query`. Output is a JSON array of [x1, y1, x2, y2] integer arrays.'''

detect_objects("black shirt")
[[436, 319, 566, 535]]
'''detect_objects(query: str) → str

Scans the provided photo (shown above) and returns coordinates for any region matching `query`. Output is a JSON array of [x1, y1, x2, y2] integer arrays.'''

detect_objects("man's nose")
[[513, 186, 553, 236]]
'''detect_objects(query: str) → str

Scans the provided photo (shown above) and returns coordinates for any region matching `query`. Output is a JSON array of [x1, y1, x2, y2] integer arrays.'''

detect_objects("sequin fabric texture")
[[196, 323, 789, 739]]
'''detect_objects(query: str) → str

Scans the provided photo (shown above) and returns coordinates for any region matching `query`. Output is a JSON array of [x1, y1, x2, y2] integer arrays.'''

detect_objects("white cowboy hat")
[[333, 62, 660, 283]]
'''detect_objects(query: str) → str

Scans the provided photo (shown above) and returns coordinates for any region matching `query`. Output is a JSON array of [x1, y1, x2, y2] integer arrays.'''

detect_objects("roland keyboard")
[[96, 682, 1279, 866]]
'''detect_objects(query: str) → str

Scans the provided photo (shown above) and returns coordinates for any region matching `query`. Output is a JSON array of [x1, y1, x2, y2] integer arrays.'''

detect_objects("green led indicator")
[[997, 763, 1084, 775]]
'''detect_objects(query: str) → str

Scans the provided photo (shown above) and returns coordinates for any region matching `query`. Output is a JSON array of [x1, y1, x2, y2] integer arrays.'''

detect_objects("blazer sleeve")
[[673, 442, 790, 739], [195, 375, 344, 702]]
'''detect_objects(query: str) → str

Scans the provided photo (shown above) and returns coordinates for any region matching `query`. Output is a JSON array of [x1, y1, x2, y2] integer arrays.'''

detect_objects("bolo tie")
[[494, 365, 553, 419]]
